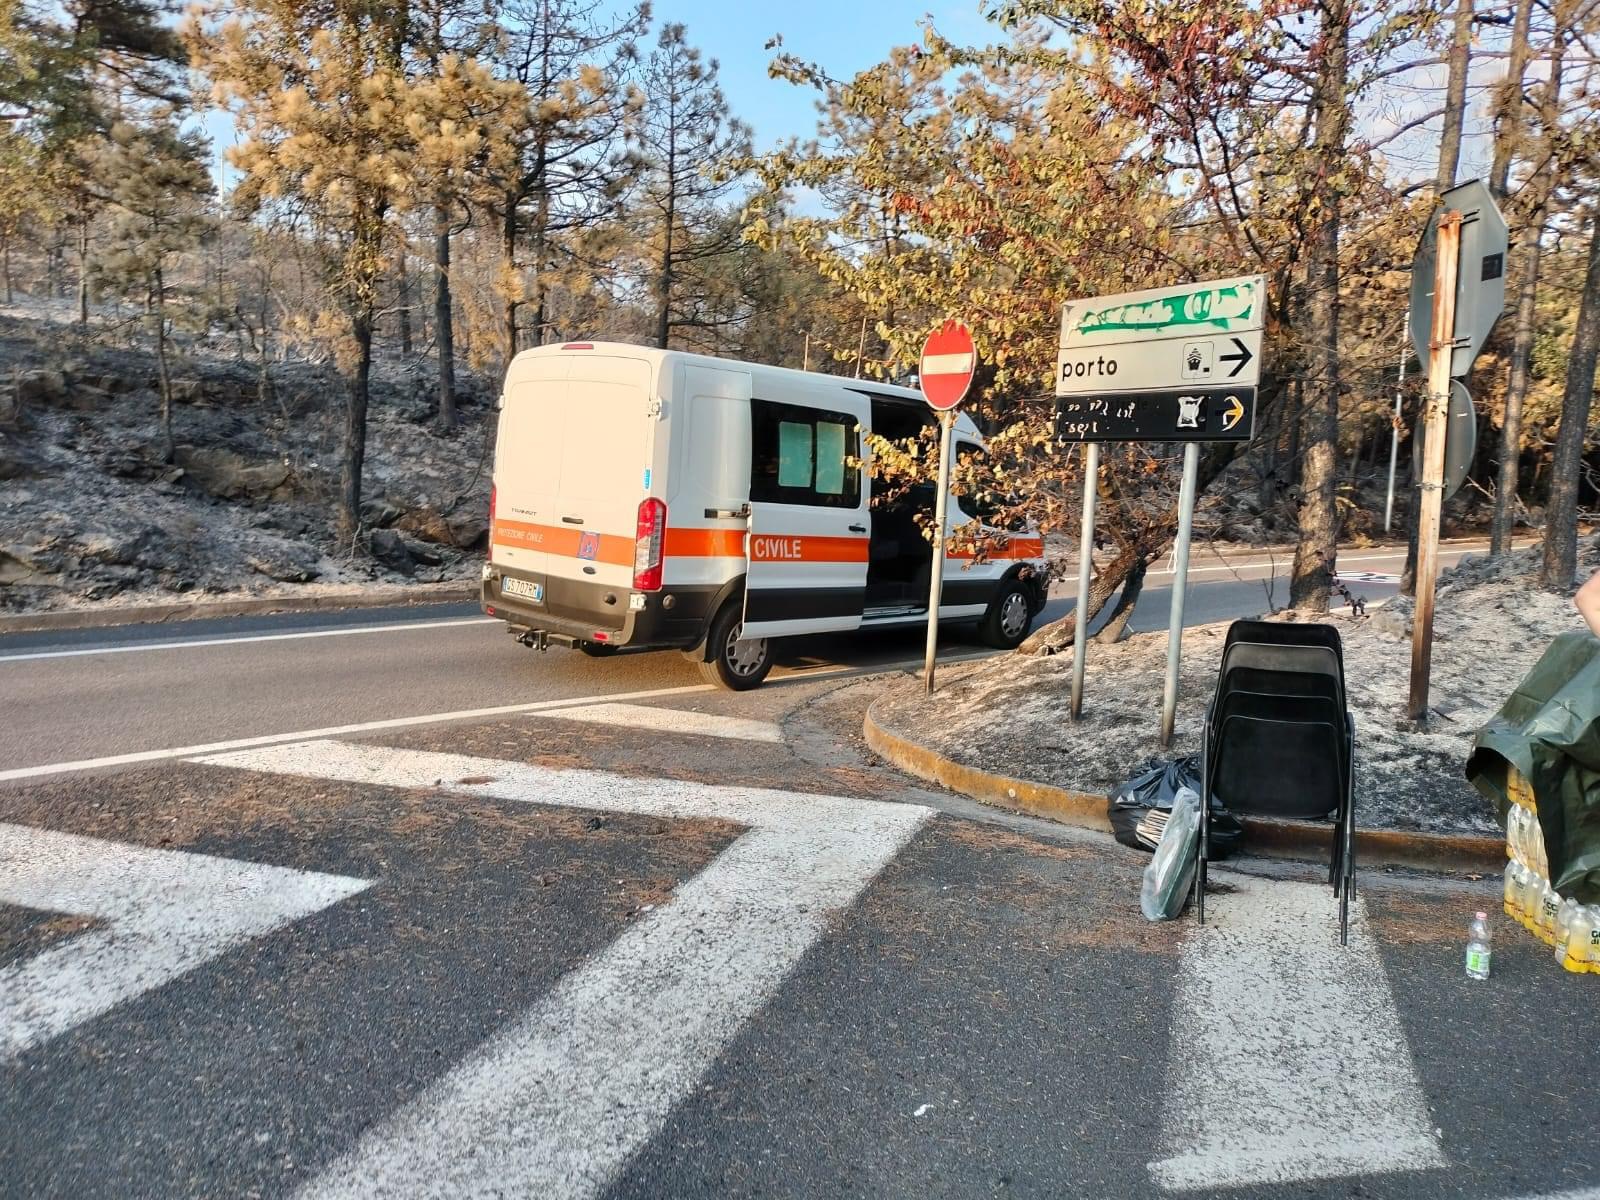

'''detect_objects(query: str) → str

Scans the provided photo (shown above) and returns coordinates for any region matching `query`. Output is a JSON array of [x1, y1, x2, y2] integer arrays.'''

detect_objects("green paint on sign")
[[1074, 280, 1260, 336]]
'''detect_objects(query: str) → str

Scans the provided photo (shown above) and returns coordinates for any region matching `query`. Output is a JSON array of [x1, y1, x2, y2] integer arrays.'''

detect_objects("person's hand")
[[1576, 569, 1600, 638]]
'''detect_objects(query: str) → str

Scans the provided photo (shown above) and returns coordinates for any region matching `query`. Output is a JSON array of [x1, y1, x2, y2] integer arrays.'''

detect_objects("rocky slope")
[[0, 309, 495, 613]]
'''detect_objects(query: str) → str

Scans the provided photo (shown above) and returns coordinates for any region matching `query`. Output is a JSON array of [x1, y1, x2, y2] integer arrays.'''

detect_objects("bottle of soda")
[[1466, 911, 1493, 981]]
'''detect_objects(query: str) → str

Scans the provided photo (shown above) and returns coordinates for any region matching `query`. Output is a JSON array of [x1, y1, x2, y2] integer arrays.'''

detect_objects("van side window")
[[751, 399, 860, 507], [777, 421, 813, 488]]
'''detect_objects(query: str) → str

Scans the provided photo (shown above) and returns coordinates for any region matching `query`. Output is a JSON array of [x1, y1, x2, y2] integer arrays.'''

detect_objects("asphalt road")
[[0, 540, 1488, 778], [2, 675, 1594, 1200]]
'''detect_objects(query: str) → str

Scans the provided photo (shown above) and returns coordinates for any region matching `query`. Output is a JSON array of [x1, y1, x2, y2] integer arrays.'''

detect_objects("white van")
[[481, 342, 1047, 688]]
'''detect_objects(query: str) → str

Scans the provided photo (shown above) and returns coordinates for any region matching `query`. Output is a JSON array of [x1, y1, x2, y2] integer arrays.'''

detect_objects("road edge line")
[[0, 582, 478, 635], [863, 699, 1503, 873]]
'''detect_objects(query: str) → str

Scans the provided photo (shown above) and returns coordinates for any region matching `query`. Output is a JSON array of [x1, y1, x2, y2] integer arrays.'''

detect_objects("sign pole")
[[1409, 211, 1462, 724], [1160, 442, 1201, 747], [924, 410, 955, 694], [1070, 442, 1099, 719], [1384, 309, 1408, 533]]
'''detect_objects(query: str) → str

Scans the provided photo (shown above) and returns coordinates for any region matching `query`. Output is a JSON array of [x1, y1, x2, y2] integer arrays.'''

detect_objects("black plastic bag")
[[1109, 754, 1243, 858]]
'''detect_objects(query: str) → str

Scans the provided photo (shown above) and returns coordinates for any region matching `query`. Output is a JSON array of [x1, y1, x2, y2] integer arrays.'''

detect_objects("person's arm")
[[1576, 570, 1600, 638]]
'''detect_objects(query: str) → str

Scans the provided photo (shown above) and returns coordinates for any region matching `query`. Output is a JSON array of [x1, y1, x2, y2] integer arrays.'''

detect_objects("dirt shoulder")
[[873, 547, 1596, 837]]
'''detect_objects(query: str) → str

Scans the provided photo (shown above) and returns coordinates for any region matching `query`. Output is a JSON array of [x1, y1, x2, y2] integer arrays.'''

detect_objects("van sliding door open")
[[742, 398, 869, 638]]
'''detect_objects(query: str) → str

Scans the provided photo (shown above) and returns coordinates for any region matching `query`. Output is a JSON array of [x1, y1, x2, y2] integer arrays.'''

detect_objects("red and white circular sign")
[[919, 320, 976, 411]]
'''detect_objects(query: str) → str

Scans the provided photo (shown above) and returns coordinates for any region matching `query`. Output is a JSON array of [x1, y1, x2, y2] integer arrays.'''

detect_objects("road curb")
[[0, 582, 479, 635], [864, 698, 1503, 874]]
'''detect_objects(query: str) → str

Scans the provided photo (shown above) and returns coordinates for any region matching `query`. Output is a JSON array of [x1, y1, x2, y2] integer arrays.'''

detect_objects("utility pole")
[[1409, 211, 1461, 723]]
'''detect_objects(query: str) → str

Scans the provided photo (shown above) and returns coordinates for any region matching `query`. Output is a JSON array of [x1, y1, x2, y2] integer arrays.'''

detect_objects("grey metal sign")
[[1409, 179, 1509, 377], [1411, 379, 1478, 500]]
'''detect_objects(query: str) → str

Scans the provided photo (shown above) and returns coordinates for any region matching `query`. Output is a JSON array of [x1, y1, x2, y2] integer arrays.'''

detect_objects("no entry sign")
[[919, 320, 976, 411]]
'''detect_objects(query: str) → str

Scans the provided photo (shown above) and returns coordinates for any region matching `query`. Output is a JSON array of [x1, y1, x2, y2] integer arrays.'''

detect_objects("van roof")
[[508, 340, 951, 415]]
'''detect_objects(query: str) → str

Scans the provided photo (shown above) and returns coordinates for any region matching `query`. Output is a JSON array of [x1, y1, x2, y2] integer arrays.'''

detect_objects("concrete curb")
[[0, 582, 479, 635], [864, 699, 1504, 874]]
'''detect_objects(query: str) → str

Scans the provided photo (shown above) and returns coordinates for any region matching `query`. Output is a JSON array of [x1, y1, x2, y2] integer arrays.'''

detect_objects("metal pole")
[[1159, 442, 1201, 747], [854, 316, 868, 379], [1384, 309, 1408, 533], [1409, 212, 1462, 723], [1070, 442, 1100, 719], [923, 411, 955, 694], [803, 332, 811, 373]]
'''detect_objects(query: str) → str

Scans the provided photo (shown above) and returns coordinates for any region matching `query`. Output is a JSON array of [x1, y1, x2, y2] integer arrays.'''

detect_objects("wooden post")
[[1408, 210, 1462, 723]]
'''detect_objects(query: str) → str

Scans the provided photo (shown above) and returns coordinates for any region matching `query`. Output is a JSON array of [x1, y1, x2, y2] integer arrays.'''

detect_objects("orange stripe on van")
[[491, 519, 634, 567], [749, 534, 869, 563], [947, 535, 1044, 561], [663, 528, 746, 558]]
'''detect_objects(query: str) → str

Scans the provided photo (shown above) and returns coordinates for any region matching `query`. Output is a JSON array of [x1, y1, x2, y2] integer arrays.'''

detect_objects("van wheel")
[[979, 580, 1035, 650], [698, 603, 772, 690], [578, 641, 618, 657]]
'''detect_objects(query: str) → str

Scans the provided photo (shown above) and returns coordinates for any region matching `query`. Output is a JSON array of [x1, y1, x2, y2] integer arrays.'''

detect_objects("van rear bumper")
[[482, 569, 719, 650]]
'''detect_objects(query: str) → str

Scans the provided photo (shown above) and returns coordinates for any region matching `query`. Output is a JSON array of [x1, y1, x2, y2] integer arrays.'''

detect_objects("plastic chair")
[[1196, 621, 1358, 944]]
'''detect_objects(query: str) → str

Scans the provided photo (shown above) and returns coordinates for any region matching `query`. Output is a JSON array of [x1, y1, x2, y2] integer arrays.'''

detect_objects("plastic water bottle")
[[1555, 898, 1581, 964], [1502, 861, 1519, 917], [1466, 911, 1492, 981], [1538, 886, 1562, 945]]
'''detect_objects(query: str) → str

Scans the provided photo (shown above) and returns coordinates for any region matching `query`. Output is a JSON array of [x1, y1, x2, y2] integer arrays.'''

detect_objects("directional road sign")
[[1057, 330, 1261, 395], [919, 319, 976, 411], [1055, 274, 1265, 442], [1409, 179, 1508, 377]]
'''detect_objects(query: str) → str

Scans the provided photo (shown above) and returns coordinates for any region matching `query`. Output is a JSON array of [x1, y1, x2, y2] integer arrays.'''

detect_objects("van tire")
[[698, 602, 773, 690], [577, 641, 618, 657], [979, 579, 1035, 650]]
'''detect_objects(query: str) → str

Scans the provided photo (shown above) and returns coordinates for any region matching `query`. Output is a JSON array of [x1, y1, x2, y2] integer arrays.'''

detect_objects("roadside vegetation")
[[0, 0, 1595, 620]]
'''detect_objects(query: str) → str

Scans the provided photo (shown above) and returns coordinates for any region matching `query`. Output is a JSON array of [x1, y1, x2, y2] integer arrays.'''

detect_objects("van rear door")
[[492, 351, 653, 607], [742, 395, 870, 638]]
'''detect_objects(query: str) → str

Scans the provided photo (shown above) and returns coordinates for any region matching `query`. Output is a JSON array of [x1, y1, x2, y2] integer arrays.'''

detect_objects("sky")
[[628, 1, 994, 150]]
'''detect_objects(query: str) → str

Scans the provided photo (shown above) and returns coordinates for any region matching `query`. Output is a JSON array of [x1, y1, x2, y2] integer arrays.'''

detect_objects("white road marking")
[[532, 702, 784, 743], [1509, 1189, 1600, 1200], [193, 740, 932, 1200], [1148, 874, 1445, 1191], [0, 616, 496, 663], [0, 682, 715, 783], [0, 823, 370, 1060]]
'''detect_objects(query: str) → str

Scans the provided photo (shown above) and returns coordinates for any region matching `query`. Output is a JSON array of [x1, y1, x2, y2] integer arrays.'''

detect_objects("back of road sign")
[[1409, 180, 1509, 377]]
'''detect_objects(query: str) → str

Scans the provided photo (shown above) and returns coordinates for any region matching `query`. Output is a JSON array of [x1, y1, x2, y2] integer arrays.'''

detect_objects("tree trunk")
[[153, 270, 174, 464], [1436, 0, 1473, 194], [340, 310, 373, 541], [1021, 540, 1153, 655], [1540, 211, 1600, 591], [1492, 214, 1546, 555], [1290, 0, 1352, 614], [2, 236, 12, 304], [1489, 0, 1533, 198], [76, 223, 89, 329], [1090, 557, 1147, 645], [655, 111, 677, 350], [502, 193, 520, 363], [435, 208, 456, 431], [396, 243, 412, 357]]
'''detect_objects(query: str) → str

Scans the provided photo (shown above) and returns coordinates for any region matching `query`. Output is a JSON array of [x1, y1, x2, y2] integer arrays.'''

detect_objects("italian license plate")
[[502, 576, 543, 604]]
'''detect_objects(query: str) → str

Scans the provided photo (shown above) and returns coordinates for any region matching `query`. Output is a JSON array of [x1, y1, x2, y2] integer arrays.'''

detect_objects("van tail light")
[[633, 498, 666, 591], [489, 485, 497, 525]]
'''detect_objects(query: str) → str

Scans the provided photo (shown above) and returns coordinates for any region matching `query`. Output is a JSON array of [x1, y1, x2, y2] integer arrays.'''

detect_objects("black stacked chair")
[[1195, 619, 1357, 944]]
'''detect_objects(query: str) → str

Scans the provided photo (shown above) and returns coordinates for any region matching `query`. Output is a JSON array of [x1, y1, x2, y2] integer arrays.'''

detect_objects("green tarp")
[[1466, 631, 1600, 905]]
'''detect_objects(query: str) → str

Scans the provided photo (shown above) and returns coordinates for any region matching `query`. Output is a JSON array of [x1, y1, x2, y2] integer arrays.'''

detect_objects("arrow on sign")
[[1220, 337, 1254, 379], [1221, 395, 1246, 432]]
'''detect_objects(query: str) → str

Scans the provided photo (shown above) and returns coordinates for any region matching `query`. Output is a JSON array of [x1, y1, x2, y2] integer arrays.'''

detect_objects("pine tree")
[[186, 1, 420, 538], [634, 23, 750, 350], [88, 118, 213, 461]]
